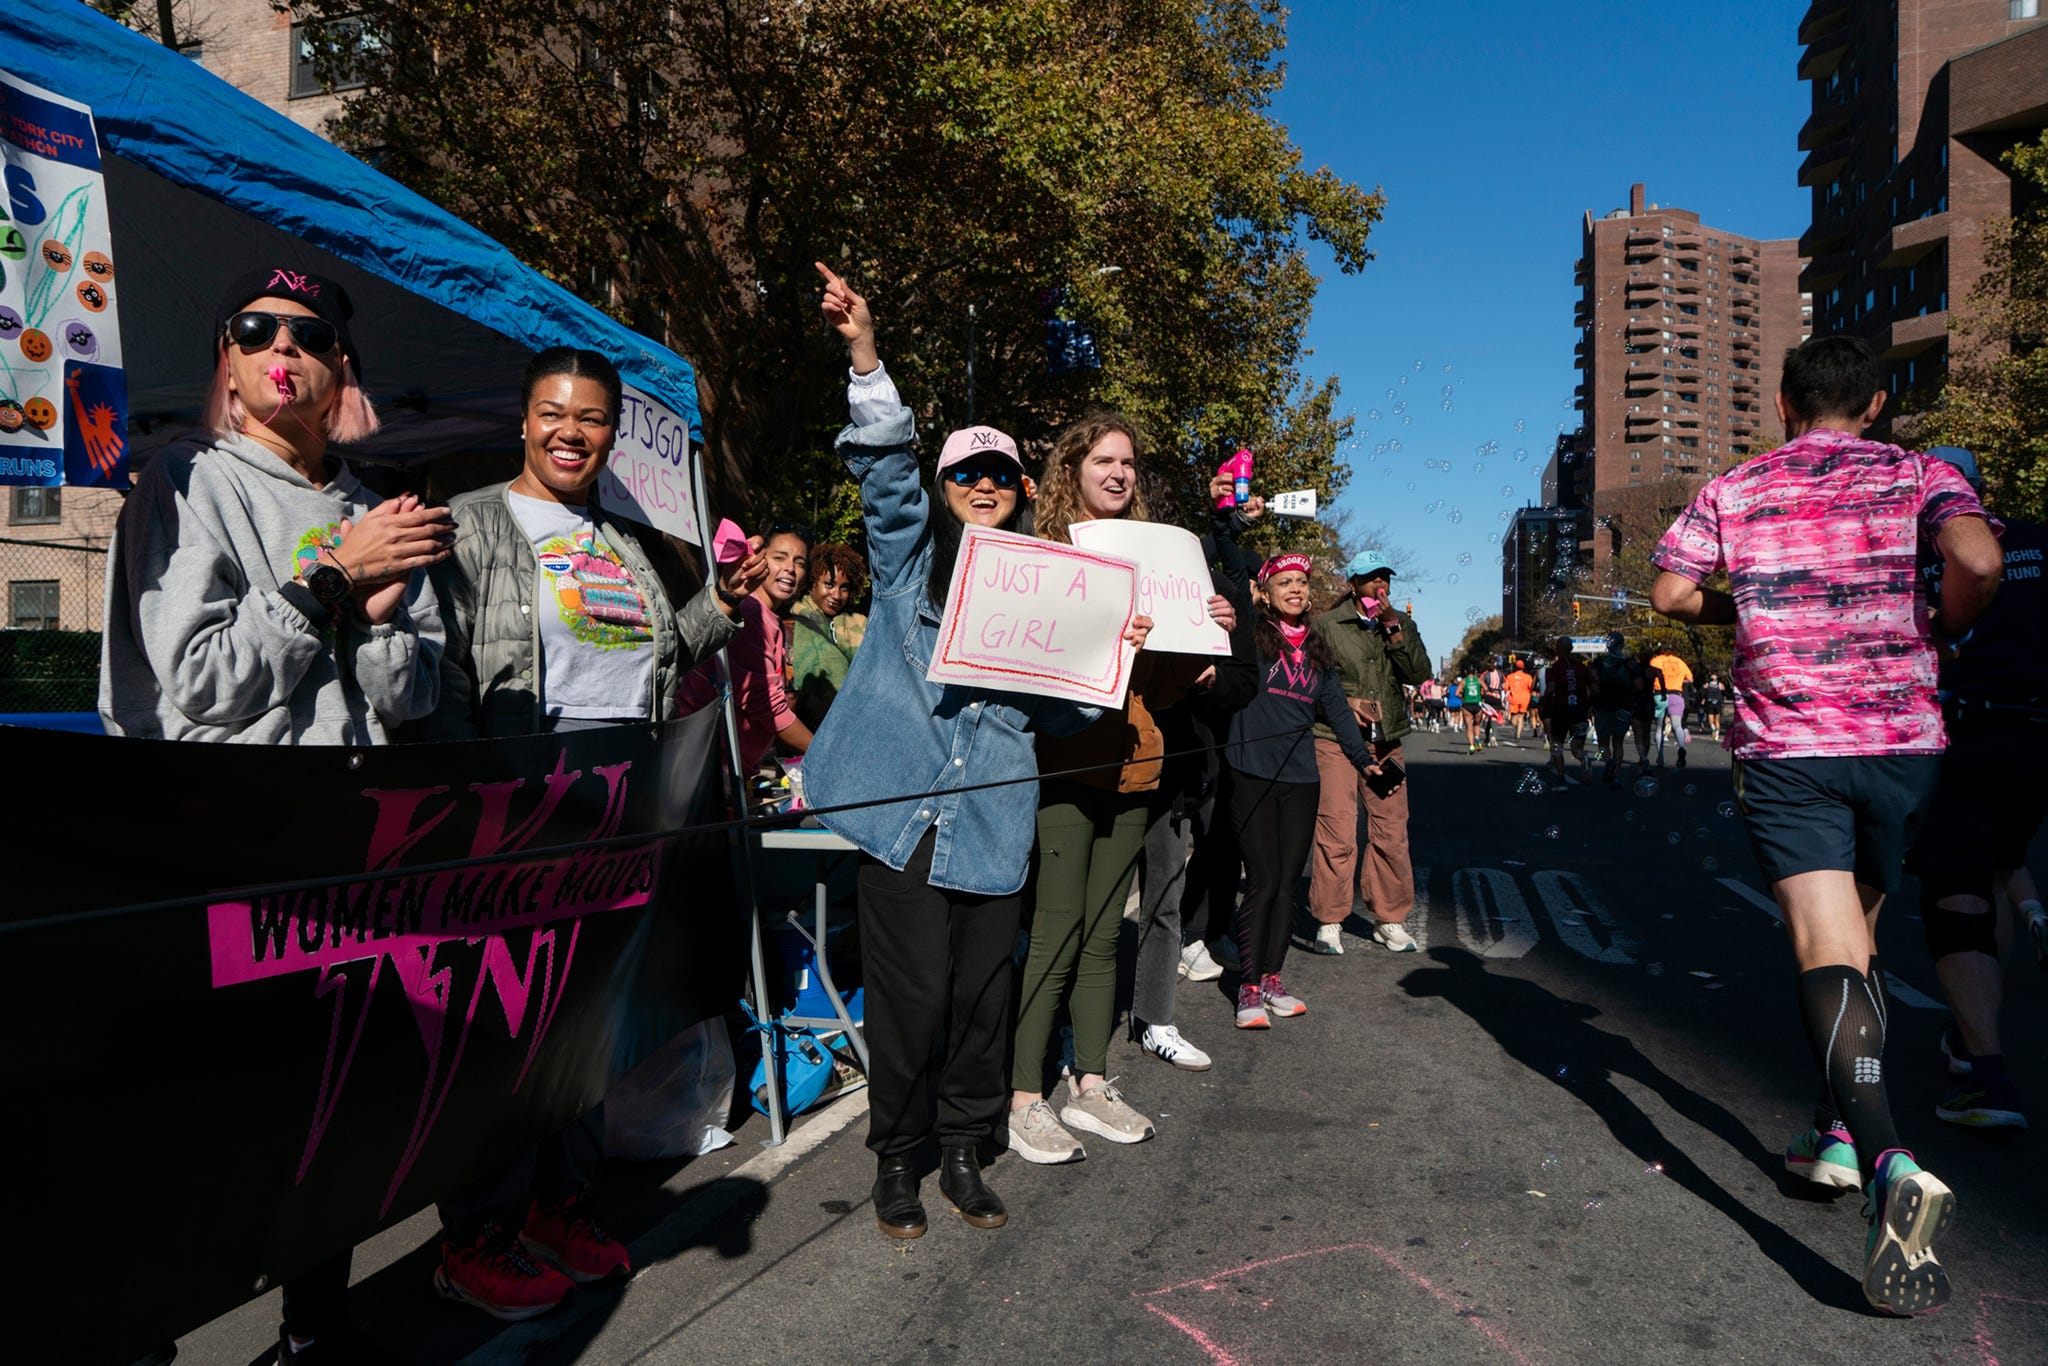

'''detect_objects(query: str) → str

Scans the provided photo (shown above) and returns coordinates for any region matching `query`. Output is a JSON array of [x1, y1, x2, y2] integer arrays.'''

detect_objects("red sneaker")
[[434, 1223, 574, 1321], [522, 1193, 632, 1285]]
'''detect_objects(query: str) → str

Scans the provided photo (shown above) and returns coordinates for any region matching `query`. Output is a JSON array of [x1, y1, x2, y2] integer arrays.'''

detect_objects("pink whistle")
[[268, 365, 294, 398], [1215, 449, 1253, 509], [712, 518, 750, 565]]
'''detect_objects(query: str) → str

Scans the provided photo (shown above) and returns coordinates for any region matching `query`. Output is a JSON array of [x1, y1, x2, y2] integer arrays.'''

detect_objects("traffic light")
[[1573, 600, 1581, 622]]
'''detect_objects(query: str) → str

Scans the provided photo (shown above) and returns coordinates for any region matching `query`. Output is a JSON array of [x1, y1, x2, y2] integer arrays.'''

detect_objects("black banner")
[[0, 711, 742, 1363]]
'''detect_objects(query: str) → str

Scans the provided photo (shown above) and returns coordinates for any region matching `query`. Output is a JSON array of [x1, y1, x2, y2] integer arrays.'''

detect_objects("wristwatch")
[[715, 579, 748, 608], [301, 554, 354, 617]]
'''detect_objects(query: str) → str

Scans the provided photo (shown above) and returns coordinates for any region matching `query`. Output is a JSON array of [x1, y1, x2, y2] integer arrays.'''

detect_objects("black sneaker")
[[1935, 1080, 2027, 1131]]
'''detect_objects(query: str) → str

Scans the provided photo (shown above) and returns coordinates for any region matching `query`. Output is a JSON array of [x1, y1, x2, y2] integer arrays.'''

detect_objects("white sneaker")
[[1007, 1099, 1085, 1164], [1178, 939, 1224, 982], [1312, 924, 1345, 955], [1141, 1022, 1213, 1071], [1060, 1078, 1155, 1144], [1209, 937, 1241, 972], [1372, 921, 1418, 953]]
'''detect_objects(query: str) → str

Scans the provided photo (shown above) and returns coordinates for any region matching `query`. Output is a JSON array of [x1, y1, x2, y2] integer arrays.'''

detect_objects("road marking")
[[1454, 867, 1538, 959], [1715, 877, 1943, 1010], [1532, 870, 1641, 965]]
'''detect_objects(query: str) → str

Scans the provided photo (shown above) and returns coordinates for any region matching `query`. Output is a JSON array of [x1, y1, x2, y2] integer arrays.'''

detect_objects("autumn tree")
[[1906, 130, 2048, 518], [283, 0, 1383, 543]]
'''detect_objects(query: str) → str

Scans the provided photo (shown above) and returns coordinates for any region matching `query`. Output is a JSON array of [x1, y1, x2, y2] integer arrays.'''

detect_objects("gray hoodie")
[[99, 431, 444, 744]]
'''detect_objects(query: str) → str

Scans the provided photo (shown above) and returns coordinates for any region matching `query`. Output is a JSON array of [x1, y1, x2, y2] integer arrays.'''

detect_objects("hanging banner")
[[1, 713, 742, 1364], [597, 382, 702, 545], [927, 524, 1138, 705], [1067, 519, 1228, 657], [0, 70, 127, 488]]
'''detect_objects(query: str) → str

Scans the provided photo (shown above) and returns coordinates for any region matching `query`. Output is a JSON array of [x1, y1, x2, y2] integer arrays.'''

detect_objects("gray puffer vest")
[[426, 481, 738, 739]]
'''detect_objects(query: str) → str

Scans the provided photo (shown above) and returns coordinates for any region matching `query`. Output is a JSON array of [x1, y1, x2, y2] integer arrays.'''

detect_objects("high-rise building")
[[1797, 1, 2048, 406], [1501, 506, 1588, 642], [1571, 184, 1807, 561]]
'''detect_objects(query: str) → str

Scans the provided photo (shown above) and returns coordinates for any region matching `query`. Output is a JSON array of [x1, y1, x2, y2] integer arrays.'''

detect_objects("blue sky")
[[1271, 0, 1812, 665]]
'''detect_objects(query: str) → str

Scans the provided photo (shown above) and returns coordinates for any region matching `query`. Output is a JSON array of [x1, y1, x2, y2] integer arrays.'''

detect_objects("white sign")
[[926, 525, 1138, 706], [1569, 636, 1607, 655], [1067, 519, 1228, 656], [1267, 488, 1318, 519], [596, 382, 701, 544], [0, 71, 127, 488]]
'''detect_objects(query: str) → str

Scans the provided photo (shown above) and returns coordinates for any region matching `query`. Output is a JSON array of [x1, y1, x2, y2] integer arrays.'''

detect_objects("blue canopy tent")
[[0, 0, 703, 478]]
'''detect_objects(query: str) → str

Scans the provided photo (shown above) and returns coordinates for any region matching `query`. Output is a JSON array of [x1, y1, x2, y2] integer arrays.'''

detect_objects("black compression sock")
[[1798, 965, 1900, 1186]]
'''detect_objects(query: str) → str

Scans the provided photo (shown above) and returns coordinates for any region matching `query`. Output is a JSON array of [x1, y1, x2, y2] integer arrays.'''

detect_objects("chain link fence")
[[0, 533, 107, 713]]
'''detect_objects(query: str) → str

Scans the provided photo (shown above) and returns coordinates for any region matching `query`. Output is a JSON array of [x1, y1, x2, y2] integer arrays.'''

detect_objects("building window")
[[2012, 1, 2038, 20], [8, 486, 60, 525], [9, 581, 59, 629], [291, 17, 377, 99]]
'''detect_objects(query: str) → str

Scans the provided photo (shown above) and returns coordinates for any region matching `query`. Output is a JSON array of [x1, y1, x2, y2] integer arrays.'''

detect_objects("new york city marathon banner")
[[0, 712, 741, 1363], [0, 70, 128, 488]]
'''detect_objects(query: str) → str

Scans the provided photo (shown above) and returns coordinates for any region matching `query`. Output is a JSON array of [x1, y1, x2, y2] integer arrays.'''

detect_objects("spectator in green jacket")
[[1307, 551, 1432, 955]]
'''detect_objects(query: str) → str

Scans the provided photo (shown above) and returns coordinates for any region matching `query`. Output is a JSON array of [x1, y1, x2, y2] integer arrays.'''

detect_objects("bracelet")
[[715, 580, 747, 608]]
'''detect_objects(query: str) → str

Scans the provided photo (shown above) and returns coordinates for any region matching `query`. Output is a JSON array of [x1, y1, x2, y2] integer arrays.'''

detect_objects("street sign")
[[1570, 635, 1607, 655], [1612, 589, 1627, 612]]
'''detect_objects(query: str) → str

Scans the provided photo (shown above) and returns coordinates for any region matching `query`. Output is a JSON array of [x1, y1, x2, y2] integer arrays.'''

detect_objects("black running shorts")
[[1732, 753, 1941, 896], [1907, 715, 2048, 885]]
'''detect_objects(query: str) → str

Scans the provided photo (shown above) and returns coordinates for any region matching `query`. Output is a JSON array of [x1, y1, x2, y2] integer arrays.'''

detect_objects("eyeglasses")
[[944, 463, 1020, 489], [224, 311, 339, 356]]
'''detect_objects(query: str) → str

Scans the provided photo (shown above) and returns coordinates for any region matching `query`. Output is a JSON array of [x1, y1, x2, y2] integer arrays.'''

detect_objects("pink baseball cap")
[[937, 425, 1023, 476], [1258, 552, 1315, 581]]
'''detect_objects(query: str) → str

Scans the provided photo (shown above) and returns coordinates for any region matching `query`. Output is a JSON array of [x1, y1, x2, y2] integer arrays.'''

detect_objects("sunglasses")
[[224, 311, 339, 356], [944, 463, 1020, 489]]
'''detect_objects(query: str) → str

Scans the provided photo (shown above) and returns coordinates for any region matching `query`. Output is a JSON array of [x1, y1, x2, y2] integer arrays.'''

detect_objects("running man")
[[1536, 637, 1592, 787], [1505, 660, 1534, 740], [1906, 446, 2048, 1133], [1591, 635, 1640, 788], [1701, 672, 1726, 741], [1650, 334, 2002, 1316], [1459, 669, 1485, 752]]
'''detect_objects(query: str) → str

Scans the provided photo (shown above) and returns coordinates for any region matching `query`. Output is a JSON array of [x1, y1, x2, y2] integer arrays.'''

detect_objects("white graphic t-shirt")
[[507, 491, 656, 720]]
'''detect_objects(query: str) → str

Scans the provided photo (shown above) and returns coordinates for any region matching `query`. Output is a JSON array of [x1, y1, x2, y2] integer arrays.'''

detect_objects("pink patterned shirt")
[[1651, 429, 1995, 760]]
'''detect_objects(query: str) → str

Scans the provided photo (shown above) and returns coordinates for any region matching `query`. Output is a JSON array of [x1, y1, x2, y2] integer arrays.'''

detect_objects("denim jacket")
[[804, 406, 1099, 895]]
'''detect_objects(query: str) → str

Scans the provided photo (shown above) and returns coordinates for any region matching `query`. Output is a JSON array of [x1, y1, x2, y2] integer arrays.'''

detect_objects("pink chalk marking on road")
[[1971, 1291, 2048, 1366], [1143, 1302, 1242, 1366], [1139, 1241, 1537, 1366]]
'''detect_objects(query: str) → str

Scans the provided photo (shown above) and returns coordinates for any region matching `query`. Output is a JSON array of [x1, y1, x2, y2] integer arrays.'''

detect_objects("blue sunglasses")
[[944, 462, 1020, 488]]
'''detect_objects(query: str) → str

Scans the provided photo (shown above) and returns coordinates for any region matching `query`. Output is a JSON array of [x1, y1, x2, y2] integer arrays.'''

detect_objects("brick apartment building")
[[3, 2, 353, 636], [1570, 184, 1808, 568], [1797, 0, 2048, 406]]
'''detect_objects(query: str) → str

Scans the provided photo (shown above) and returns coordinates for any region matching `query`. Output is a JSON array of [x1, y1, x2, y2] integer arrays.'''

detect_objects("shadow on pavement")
[[1400, 944, 1868, 1315]]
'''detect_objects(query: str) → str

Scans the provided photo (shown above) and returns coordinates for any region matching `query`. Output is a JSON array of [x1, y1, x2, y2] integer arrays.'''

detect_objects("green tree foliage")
[[286, 0, 1384, 546], [1908, 130, 2048, 518]]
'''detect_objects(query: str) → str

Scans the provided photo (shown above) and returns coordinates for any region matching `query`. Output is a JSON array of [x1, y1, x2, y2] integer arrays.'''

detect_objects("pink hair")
[[202, 350, 380, 444]]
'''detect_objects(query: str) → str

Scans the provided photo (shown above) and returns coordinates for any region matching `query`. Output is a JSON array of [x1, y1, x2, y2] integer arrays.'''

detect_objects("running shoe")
[[1935, 1080, 2028, 1131], [1141, 1022, 1213, 1071], [1372, 921, 1419, 953], [1861, 1150, 1955, 1316], [1234, 983, 1270, 1029], [1007, 1099, 1086, 1164], [1312, 924, 1345, 955], [1939, 1021, 1973, 1077], [1783, 1124, 1860, 1190], [1259, 973, 1306, 1017], [521, 1193, 631, 1284], [1060, 1077, 1155, 1144], [1676, 750, 1688, 770], [1179, 939, 1224, 982], [434, 1224, 574, 1322]]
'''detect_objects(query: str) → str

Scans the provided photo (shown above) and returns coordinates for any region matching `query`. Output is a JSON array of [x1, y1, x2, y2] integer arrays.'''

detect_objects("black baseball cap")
[[214, 267, 361, 379]]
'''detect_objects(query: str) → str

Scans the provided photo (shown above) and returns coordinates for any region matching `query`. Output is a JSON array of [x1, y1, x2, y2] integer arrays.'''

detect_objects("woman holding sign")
[[805, 265, 1152, 1239], [1225, 551, 1382, 1029], [1007, 415, 1239, 1163]]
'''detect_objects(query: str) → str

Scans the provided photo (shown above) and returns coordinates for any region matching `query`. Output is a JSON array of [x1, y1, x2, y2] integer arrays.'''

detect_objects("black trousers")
[[859, 831, 1023, 1158], [1184, 762, 1240, 946], [1228, 770, 1319, 981], [437, 1105, 606, 1243]]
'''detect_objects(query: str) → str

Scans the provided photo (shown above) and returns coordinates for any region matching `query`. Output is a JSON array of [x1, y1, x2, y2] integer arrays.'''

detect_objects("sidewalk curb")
[[453, 1092, 869, 1366]]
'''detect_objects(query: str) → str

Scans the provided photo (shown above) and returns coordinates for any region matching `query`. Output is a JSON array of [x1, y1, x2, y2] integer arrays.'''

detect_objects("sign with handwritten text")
[[0, 70, 128, 488], [1067, 519, 1228, 657], [927, 525, 1138, 705], [596, 382, 701, 544]]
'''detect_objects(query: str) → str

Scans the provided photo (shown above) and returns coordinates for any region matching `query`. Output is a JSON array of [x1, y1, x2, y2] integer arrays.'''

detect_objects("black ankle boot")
[[873, 1156, 927, 1239], [938, 1145, 1008, 1229]]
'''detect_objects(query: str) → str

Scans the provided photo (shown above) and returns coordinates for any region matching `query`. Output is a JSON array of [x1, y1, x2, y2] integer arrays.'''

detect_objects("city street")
[[184, 727, 2048, 1365]]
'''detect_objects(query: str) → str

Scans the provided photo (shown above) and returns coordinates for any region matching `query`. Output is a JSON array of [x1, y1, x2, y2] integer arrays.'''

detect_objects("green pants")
[[1012, 780, 1158, 1090]]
